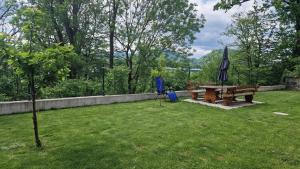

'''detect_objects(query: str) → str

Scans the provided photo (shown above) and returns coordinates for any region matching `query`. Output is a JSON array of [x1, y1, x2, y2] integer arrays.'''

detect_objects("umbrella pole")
[[221, 81, 224, 99]]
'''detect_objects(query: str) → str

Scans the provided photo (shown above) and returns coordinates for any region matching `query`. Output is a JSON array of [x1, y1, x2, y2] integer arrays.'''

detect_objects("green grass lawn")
[[0, 91, 300, 169]]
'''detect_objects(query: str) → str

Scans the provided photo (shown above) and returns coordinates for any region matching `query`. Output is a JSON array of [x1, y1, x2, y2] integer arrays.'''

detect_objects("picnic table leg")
[[204, 89, 217, 103], [233, 96, 237, 101], [223, 97, 233, 106], [191, 92, 198, 100], [216, 91, 221, 100], [245, 95, 253, 103]]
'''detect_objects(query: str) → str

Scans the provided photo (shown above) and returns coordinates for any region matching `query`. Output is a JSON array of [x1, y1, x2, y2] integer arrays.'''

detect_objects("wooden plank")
[[199, 85, 237, 89], [224, 92, 254, 97], [234, 92, 255, 96], [190, 90, 204, 93]]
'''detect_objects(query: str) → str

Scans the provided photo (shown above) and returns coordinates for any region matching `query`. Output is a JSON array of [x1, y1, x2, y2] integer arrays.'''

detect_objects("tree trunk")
[[128, 71, 132, 94], [295, 19, 300, 58], [109, 0, 118, 69], [109, 31, 114, 69], [48, 1, 64, 43], [132, 73, 139, 93], [246, 47, 253, 84], [15, 75, 20, 100], [125, 49, 133, 94], [30, 72, 42, 148], [61, 2, 80, 53], [128, 59, 133, 94]]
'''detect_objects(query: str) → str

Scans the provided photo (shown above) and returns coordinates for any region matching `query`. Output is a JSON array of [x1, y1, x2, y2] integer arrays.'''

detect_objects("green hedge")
[[40, 79, 101, 98]]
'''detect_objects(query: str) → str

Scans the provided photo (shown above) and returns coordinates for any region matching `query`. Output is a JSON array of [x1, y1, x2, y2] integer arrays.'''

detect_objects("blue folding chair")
[[155, 76, 178, 105], [155, 76, 166, 106], [167, 91, 178, 102]]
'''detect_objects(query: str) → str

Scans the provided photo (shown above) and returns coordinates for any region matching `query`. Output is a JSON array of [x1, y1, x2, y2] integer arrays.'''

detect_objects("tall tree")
[[214, 0, 300, 67], [115, 0, 205, 93], [8, 44, 76, 147], [225, 3, 278, 84], [31, 0, 108, 78], [8, 4, 77, 147], [108, 0, 119, 68]]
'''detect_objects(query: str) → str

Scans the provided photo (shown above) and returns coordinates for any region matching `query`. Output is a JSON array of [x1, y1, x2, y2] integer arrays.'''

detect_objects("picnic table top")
[[198, 85, 237, 89]]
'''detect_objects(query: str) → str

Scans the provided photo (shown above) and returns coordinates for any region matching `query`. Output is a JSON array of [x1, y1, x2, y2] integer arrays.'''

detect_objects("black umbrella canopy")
[[218, 46, 230, 84]]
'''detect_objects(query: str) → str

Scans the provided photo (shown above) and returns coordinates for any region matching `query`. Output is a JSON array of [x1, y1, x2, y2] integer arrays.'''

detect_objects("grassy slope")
[[0, 91, 299, 169]]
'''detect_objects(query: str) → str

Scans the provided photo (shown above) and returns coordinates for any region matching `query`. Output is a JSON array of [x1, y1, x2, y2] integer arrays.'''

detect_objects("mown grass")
[[0, 91, 299, 169]]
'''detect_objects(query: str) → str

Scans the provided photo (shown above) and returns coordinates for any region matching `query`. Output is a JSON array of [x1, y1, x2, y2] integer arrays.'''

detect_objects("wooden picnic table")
[[198, 85, 237, 103]]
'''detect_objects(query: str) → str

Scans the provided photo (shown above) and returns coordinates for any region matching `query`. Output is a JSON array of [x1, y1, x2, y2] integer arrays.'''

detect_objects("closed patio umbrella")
[[218, 46, 230, 97]]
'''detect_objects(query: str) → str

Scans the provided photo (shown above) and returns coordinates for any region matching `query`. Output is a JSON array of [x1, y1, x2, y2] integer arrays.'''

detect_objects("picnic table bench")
[[222, 85, 258, 106], [190, 90, 205, 100]]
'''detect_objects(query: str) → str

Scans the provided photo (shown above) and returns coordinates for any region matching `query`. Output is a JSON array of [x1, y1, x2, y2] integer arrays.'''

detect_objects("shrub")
[[40, 79, 101, 98], [0, 93, 10, 102], [105, 66, 129, 94]]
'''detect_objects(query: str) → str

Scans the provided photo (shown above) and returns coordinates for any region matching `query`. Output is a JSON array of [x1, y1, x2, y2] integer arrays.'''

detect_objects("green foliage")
[[0, 94, 10, 102], [0, 33, 28, 101], [195, 48, 287, 86], [282, 64, 300, 78], [214, 0, 250, 10], [0, 74, 29, 101], [2, 0, 299, 101], [5, 44, 78, 101], [294, 65, 300, 77], [165, 68, 189, 90], [40, 79, 100, 98], [8, 44, 76, 82], [113, 0, 205, 93], [1, 0, 205, 99], [215, 0, 300, 68], [150, 53, 190, 90], [0, 32, 14, 58], [217, 3, 291, 85], [105, 66, 129, 94], [194, 50, 222, 84], [151, 54, 168, 78], [39, 45, 78, 84], [11, 7, 45, 41]]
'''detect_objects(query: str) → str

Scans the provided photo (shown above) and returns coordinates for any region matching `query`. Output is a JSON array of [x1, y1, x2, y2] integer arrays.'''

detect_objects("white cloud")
[[189, 0, 254, 58]]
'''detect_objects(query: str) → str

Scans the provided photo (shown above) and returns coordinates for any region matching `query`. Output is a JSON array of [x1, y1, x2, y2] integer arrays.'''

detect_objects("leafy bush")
[[150, 54, 190, 91], [40, 79, 101, 98], [105, 66, 129, 94], [293, 65, 300, 77], [0, 93, 10, 102]]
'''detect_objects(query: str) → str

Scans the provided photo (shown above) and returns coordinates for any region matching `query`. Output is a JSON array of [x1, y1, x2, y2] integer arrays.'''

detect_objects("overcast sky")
[[190, 0, 254, 58]]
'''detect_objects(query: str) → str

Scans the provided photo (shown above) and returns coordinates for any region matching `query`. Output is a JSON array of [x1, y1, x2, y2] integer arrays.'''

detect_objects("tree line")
[[194, 0, 300, 85], [0, 0, 205, 101]]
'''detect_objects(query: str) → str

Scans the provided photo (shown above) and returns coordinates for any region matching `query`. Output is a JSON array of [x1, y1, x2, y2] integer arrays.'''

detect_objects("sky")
[[190, 0, 254, 58]]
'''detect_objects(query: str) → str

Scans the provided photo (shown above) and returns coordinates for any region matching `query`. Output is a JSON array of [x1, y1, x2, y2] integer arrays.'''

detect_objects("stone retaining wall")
[[286, 77, 300, 90], [0, 85, 286, 115], [0, 91, 190, 115], [257, 85, 286, 91]]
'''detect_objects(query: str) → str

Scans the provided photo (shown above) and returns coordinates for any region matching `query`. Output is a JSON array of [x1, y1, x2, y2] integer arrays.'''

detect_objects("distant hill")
[[195, 48, 239, 68], [114, 49, 237, 69]]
